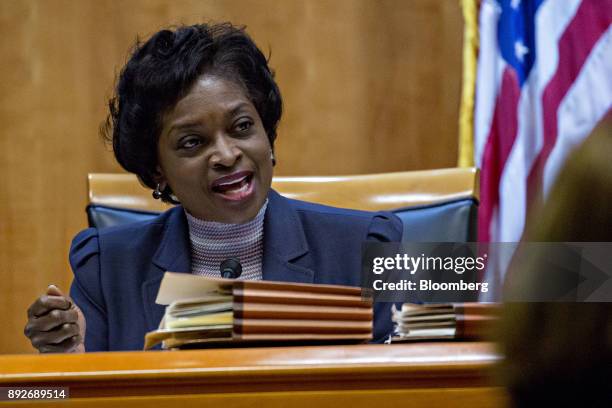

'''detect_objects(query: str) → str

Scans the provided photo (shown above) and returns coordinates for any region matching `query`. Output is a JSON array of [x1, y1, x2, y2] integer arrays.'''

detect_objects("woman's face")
[[156, 74, 273, 223]]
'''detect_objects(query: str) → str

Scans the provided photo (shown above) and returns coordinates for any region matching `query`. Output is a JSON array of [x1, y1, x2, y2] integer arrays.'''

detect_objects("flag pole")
[[458, 0, 480, 167]]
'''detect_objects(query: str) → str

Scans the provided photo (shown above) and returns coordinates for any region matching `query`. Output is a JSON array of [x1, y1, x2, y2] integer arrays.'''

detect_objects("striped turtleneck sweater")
[[185, 201, 267, 280]]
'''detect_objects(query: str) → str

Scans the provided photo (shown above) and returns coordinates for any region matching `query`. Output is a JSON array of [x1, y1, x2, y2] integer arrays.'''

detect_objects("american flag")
[[474, 0, 612, 248]]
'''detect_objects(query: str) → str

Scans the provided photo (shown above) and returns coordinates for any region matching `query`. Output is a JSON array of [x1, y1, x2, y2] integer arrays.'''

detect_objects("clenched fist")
[[24, 285, 85, 353]]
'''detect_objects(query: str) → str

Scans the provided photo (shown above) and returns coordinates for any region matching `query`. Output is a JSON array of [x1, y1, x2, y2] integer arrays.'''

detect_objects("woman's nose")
[[209, 135, 241, 168]]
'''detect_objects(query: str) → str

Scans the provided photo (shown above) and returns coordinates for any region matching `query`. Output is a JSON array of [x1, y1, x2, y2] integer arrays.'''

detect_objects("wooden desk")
[[0, 342, 508, 407]]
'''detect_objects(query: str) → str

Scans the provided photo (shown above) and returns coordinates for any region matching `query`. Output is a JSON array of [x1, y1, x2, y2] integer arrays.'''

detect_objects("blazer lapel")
[[142, 207, 191, 331], [262, 190, 315, 283]]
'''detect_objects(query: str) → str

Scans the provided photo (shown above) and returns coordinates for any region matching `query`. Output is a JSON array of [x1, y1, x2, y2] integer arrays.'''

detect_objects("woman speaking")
[[24, 23, 402, 352]]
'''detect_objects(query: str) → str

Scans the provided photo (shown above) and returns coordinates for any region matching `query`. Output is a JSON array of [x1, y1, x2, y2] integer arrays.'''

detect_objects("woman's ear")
[[153, 166, 167, 190], [270, 149, 276, 166], [151, 166, 180, 204], [151, 166, 168, 200]]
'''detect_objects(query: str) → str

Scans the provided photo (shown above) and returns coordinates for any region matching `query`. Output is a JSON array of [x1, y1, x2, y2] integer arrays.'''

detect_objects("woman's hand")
[[24, 285, 86, 353]]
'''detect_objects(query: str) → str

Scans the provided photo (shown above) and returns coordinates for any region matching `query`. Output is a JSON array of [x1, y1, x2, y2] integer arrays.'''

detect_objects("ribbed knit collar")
[[184, 200, 268, 280]]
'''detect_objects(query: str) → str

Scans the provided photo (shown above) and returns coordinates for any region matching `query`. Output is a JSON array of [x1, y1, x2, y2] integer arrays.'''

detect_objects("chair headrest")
[[88, 168, 479, 212]]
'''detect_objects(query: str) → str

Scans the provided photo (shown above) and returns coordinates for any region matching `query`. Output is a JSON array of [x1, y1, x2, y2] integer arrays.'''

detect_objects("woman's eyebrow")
[[165, 101, 253, 136], [167, 120, 203, 136], [228, 102, 252, 116]]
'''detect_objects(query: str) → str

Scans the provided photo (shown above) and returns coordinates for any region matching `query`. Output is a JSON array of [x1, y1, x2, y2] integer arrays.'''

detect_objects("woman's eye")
[[235, 120, 253, 132], [179, 137, 201, 149]]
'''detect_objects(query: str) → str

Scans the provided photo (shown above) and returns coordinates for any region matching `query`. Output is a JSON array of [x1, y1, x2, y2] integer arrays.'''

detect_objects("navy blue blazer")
[[69, 189, 403, 351]]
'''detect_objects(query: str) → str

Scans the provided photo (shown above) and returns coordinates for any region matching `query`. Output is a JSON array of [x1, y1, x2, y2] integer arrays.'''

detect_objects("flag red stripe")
[[526, 0, 612, 209], [478, 68, 521, 242]]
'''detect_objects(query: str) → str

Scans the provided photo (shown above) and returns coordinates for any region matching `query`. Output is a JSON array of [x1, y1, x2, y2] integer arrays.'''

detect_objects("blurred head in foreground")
[[524, 116, 612, 242], [499, 116, 612, 407]]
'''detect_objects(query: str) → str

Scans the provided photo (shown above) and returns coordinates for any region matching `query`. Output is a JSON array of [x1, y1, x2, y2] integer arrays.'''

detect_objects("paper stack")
[[145, 272, 373, 349], [391, 302, 499, 342]]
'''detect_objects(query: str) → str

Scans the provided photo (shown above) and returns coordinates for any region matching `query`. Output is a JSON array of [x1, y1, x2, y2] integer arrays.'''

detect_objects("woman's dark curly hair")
[[102, 23, 283, 199]]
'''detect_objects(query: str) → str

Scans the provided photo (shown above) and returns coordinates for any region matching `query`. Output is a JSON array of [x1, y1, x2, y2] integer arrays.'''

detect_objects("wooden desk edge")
[[0, 343, 501, 389]]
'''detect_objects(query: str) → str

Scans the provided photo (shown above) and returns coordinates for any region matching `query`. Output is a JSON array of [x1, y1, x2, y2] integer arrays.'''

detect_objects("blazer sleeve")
[[68, 228, 109, 351], [365, 212, 403, 343], [366, 211, 403, 243]]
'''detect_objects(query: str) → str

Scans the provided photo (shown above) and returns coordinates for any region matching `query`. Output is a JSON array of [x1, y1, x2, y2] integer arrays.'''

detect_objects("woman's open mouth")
[[211, 171, 255, 201]]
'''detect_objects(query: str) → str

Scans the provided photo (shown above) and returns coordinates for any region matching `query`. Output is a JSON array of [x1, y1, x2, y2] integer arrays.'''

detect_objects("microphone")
[[220, 258, 242, 279]]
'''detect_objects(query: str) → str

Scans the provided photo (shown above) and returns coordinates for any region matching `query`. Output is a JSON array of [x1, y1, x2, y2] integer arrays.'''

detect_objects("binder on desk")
[[145, 272, 373, 349]]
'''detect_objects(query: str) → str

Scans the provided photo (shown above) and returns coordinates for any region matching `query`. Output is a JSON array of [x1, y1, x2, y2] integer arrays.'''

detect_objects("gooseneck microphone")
[[220, 258, 242, 279]]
